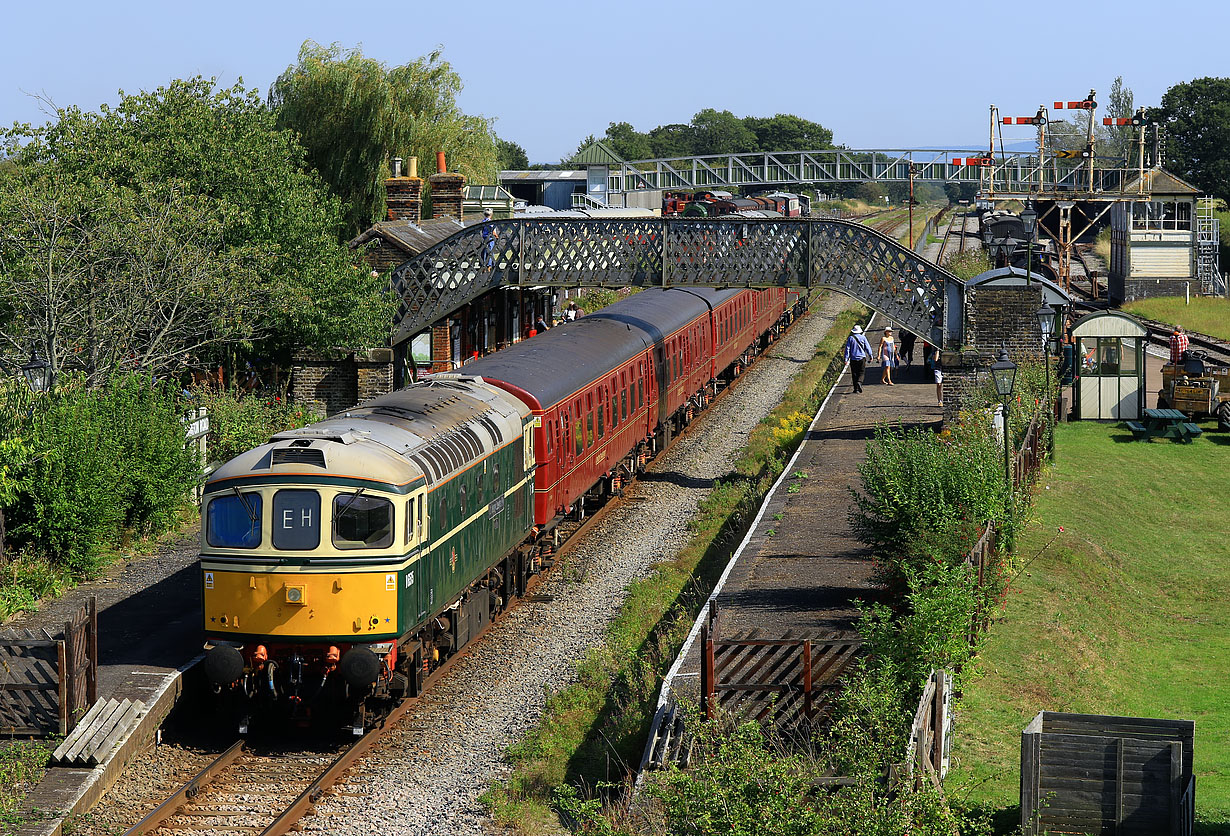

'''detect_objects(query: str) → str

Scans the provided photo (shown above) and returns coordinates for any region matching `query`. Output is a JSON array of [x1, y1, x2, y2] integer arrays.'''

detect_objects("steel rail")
[[121, 739, 246, 836]]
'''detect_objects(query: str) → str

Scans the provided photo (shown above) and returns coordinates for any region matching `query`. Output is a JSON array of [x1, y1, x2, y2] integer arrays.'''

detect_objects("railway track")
[[936, 211, 968, 263], [122, 691, 425, 836], [1136, 316, 1230, 365]]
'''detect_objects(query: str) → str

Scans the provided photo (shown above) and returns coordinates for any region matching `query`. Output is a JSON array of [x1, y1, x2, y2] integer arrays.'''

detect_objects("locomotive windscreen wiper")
[[337, 488, 366, 518], [231, 486, 259, 527]]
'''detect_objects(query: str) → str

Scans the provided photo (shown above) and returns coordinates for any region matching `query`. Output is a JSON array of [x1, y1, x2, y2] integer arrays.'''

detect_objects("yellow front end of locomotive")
[[202, 568, 399, 639]]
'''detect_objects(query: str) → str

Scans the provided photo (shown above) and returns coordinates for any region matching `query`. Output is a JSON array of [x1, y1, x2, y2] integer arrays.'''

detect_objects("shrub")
[[849, 421, 1007, 588], [8, 374, 199, 571], [190, 387, 318, 465]]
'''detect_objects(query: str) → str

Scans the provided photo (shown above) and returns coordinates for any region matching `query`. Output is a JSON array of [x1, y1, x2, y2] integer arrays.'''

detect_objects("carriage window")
[[638, 380, 644, 408], [597, 396, 605, 438], [207, 492, 263, 549], [273, 489, 320, 550], [405, 498, 415, 545], [459, 484, 467, 515], [586, 413, 594, 447], [493, 463, 501, 492], [417, 494, 425, 539], [332, 492, 394, 549], [575, 413, 584, 456], [621, 389, 628, 420]]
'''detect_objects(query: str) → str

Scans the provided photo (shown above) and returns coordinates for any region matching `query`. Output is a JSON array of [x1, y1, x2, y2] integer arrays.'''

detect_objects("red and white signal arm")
[[1054, 100, 1095, 110], [1002, 117, 1044, 125], [952, 157, 993, 167]]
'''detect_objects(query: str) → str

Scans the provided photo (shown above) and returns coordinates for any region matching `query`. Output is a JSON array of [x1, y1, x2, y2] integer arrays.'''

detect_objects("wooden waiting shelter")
[[1071, 311, 1149, 420]]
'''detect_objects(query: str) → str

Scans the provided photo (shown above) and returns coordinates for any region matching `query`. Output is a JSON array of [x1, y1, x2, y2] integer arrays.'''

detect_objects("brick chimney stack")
[[428, 152, 466, 221], [385, 156, 422, 221]]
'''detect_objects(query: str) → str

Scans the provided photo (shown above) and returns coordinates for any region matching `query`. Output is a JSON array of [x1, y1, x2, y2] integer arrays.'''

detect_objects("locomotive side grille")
[[477, 416, 504, 445], [409, 453, 438, 483], [271, 447, 326, 468]]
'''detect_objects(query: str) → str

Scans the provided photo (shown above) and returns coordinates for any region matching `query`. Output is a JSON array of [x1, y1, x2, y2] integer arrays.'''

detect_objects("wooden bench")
[[1126, 420, 1149, 438], [1182, 422, 1203, 438]]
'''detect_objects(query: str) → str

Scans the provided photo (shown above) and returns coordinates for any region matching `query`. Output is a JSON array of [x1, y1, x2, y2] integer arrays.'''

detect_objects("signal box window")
[[332, 492, 394, 549], [207, 492, 262, 549], [273, 489, 321, 550]]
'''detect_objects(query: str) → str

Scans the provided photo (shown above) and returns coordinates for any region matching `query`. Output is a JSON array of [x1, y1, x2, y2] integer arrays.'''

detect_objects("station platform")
[[646, 331, 943, 750]]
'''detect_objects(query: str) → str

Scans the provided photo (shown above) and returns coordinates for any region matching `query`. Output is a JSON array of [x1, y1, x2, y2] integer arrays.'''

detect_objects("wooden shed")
[[1108, 169, 1200, 303], [1020, 711, 1194, 836], [1071, 311, 1148, 421]]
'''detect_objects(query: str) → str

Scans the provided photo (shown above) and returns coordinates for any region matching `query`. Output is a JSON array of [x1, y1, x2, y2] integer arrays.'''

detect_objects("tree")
[[496, 137, 529, 170], [1101, 76, 1136, 166], [744, 113, 833, 152], [1, 78, 391, 379], [271, 41, 499, 235], [647, 123, 694, 158], [689, 109, 758, 156], [603, 121, 653, 161], [1152, 77, 1230, 200]]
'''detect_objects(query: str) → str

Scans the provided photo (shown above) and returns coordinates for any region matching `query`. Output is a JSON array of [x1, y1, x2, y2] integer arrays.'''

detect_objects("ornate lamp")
[[21, 352, 52, 394], [991, 348, 1017, 505]]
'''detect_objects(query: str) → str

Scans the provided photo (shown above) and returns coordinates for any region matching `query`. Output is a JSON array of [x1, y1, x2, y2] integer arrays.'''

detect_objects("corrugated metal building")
[[499, 170, 587, 210]]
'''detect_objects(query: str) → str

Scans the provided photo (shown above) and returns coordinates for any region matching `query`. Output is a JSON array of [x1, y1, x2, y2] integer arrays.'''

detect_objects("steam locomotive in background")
[[200, 285, 806, 732], [662, 190, 810, 218]]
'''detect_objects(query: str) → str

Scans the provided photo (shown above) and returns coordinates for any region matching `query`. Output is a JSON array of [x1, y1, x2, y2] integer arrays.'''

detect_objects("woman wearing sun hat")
[[877, 326, 898, 385]]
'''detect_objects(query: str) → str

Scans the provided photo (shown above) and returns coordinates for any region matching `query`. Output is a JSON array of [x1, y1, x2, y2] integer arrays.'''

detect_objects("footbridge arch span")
[[389, 218, 964, 349]]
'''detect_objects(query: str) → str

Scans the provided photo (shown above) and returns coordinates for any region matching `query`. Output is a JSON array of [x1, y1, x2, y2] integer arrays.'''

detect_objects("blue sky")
[[3, 0, 1228, 164]]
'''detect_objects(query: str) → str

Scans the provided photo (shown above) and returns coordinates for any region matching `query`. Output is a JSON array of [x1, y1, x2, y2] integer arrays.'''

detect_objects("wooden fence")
[[904, 669, 953, 787], [699, 601, 863, 730], [1020, 711, 1194, 836], [0, 596, 97, 736], [1012, 410, 1048, 491]]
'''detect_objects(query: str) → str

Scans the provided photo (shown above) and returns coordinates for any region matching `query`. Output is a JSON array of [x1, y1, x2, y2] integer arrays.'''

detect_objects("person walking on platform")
[[899, 330, 916, 366], [844, 324, 874, 393], [933, 349, 944, 406], [878, 327, 898, 385]]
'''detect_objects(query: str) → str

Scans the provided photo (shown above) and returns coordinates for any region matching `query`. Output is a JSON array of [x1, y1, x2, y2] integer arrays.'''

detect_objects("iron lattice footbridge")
[[390, 217, 964, 348]]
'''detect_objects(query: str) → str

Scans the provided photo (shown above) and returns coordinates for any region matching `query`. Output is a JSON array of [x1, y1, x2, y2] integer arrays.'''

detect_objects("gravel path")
[[298, 293, 855, 836]]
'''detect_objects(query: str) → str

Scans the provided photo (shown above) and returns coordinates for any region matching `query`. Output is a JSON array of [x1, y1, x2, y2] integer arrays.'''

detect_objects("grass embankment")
[[486, 296, 870, 834], [949, 421, 1230, 830], [1122, 296, 1230, 342]]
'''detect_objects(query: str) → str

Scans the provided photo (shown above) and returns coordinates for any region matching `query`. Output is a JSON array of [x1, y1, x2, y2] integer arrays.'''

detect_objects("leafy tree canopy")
[[271, 41, 499, 235], [0, 77, 391, 380], [1151, 76, 1230, 200], [496, 137, 529, 171], [579, 110, 834, 163]]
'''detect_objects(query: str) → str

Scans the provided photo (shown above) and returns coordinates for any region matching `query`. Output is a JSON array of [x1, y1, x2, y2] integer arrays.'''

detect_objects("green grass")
[[1122, 296, 1230, 342], [948, 420, 1230, 829], [485, 296, 870, 834]]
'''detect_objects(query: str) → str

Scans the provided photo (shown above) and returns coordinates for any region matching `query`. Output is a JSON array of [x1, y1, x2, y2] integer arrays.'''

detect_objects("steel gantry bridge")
[[592, 148, 1144, 202], [390, 217, 964, 349]]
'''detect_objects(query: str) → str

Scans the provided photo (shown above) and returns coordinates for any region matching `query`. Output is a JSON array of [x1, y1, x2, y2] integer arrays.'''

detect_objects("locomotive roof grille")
[[477, 415, 504, 445], [409, 453, 439, 484], [271, 447, 326, 468]]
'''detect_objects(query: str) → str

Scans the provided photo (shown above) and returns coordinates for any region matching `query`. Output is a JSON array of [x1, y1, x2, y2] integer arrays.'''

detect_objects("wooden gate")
[[699, 602, 862, 730], [0, 596, 97, 736]]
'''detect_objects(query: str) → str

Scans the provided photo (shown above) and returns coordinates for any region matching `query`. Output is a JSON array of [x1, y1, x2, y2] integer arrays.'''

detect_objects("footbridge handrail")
[[389, 217, 964, 348]]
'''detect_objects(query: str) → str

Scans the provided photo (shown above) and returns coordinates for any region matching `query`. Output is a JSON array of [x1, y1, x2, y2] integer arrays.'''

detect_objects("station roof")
[[500, 169, 587, 182], [347, 217, 465, 258], [1070, 311, 1148, 338]]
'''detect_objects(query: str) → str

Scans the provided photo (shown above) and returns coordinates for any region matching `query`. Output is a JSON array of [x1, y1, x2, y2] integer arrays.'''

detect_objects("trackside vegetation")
[[1122, 295, 1230, 342]]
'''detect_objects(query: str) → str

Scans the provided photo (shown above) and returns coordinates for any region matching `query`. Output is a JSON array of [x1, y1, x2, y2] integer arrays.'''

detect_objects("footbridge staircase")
[[390, 217, 964, 349]]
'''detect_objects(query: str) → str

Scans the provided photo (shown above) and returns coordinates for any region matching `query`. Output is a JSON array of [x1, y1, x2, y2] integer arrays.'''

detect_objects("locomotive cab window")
[[272, 489, 320, 551], [332, 492, 394, 549], [207, 492, 263, 549]]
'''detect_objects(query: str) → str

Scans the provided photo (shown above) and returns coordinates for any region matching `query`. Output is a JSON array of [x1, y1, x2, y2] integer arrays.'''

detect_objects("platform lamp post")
[[20, 351, 52, 394], [990, 348, 1018, 512], [1020, 202, 1038, 285]]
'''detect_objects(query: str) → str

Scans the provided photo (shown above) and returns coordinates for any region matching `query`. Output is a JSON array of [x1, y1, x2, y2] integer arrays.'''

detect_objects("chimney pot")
[[392, 157, 403, 178], [408, 156, 418, 178], [437, 152, 447, 174]]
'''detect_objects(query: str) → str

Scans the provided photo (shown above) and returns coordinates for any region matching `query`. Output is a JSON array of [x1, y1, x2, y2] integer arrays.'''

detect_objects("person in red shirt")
[[1169, 326, 1188, 366]]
